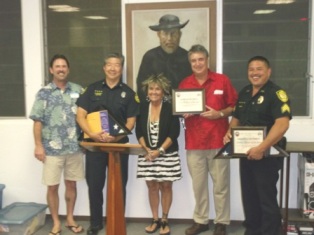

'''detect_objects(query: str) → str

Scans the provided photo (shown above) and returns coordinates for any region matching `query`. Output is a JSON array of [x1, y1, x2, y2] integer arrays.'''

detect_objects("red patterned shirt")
[[179, 70, 238, 150]]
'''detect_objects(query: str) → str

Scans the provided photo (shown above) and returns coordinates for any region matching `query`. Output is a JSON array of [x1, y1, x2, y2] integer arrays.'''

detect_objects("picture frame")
[[172, 89, 205, 115], [232, 126, 266, 156], [214, 126, 289, 159], [125, 1, 217, 89]]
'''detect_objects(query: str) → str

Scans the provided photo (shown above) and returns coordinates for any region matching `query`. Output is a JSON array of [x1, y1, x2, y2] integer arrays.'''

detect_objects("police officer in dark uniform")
[[136, 14, 192, 102], [76, 53, 140, 235], [224, 56, 292, 235]]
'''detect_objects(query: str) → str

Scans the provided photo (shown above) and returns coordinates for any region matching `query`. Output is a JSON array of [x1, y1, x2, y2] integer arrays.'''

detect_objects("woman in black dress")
[[136, 74, 182, 235]]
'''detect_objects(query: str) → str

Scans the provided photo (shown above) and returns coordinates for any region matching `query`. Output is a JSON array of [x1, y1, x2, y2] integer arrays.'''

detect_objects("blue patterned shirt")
[[29, 82, 83, 156]]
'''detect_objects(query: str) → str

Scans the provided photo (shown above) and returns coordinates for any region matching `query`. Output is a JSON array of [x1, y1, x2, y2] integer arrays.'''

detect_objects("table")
[[282, 142, 314, 234]]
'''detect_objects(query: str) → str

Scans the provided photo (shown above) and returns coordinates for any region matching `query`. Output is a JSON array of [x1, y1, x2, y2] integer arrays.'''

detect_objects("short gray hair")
[[104, 52, 125, 66], [188, 44, 209, 59]]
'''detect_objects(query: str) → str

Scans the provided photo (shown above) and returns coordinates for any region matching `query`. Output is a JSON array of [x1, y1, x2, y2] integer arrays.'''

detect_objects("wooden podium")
[[80, 142, 145, 235]]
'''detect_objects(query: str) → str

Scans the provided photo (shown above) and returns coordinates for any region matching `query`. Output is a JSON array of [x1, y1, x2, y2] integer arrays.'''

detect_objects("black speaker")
[[308, 182, 314, 209]]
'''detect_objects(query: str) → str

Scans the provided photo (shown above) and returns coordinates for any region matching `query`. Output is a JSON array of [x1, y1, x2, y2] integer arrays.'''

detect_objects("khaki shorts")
[[42, 151, 85, 186]]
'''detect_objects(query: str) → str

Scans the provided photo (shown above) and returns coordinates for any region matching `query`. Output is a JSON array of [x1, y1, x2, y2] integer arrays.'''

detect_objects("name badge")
[[70, 92, 79, 98], [214, 89, 223, 95]]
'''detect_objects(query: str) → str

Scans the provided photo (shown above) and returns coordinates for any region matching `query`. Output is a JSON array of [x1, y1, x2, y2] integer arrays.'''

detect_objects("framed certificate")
[[172, 89, 205, 115], [214, 126, 289, 159], [232, 126, 266, 155]]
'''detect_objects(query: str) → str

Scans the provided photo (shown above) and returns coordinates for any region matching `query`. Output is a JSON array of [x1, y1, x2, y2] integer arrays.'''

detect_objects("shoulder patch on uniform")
[[281, 103, 291, 113], [276, 90, 288, 102], [135, 93, 140, 103], [81, 87, 87, 94]]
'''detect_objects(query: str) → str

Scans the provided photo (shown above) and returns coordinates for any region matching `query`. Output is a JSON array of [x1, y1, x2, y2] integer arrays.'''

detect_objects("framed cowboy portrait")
[[125, 1, 217, 90]]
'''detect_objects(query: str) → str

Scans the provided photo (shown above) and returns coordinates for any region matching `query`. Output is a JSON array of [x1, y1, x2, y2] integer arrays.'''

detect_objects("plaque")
[[214, 126, 289, 159], [172, 89, 205, 115], [232, 126, 266, 155]]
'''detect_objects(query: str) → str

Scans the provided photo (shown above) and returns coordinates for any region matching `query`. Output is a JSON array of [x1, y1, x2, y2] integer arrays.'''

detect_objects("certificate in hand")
[[172, 89, 205, 115], [232, 126, 266, 155], [214, 127, 288, 159]]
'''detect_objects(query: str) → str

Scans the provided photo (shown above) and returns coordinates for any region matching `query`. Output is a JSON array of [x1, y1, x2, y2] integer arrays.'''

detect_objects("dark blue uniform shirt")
[[233, 80, 292, 131], [76, 79, 140, 143]]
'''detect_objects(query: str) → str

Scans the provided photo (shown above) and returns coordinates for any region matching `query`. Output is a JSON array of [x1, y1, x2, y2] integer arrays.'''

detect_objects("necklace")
[[147, 102, 162, 148]]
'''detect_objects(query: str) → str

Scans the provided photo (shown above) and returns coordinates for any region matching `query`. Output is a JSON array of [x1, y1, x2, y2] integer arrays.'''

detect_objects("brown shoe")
[[185, 223, 209, 235], [145, 219, 160, 233], [213, 223, 227, 235], [160, 219, 170, 235]]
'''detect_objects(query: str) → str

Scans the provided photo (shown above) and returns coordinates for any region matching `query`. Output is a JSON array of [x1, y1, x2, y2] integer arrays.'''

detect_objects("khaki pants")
[[187, 149, 230, 225]]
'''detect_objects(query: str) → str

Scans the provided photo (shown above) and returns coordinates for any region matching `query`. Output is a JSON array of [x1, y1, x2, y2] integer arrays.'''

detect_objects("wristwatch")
[[158, 147, 165, 155], [220, 111, 224, 117]]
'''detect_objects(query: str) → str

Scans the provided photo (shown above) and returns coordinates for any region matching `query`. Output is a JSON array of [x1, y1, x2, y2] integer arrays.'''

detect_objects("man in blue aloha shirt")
[[29, 54, 84, 235]]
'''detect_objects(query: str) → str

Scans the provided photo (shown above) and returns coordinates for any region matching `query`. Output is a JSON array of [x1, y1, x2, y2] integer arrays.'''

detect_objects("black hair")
[[49, 54, 70, 68], [247, 56, 270, 68]]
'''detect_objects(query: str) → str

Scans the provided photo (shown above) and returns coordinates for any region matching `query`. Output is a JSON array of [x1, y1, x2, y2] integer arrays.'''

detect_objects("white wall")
[[0, 0, 313, 221]]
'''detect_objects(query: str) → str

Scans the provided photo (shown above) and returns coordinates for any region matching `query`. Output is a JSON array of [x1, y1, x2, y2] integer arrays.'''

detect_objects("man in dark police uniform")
[[224, 56, 292, 235], [76, 53, 140, 235]]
